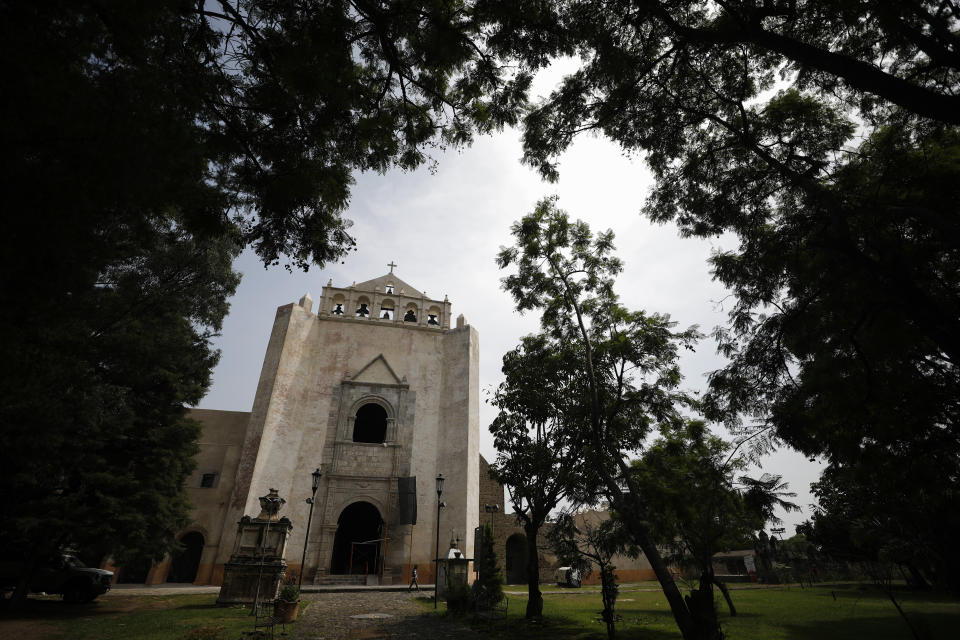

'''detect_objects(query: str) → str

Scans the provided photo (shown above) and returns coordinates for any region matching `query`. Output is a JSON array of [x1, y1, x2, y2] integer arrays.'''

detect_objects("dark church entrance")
[[167, 531, 204, 583], [505, 533, 528, 584], [330, 502, 383, 575], [117, 555, 153, 584]]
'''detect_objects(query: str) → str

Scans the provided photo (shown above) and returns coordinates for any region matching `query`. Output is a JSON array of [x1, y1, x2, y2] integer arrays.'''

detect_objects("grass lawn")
[[4, 584, 958, 639], [460, 583, 960, 639], [0, 594, 307, 640]]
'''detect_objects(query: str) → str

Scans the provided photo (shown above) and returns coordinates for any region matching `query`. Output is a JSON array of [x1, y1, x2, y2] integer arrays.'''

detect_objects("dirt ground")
[[295, 591, 487, 639]]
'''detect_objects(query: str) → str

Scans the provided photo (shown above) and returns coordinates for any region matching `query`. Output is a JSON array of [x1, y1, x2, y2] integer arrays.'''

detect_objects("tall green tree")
[[497, 199, 712, 639], [0, 222, 241, 599], [489, 334, 584, 618], [630, 420, 799, 617], [799, 447, 960, 590]]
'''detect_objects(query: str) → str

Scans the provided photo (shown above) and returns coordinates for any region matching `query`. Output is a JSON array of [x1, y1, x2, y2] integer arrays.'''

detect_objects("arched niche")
[[505, 533, 528, 584]]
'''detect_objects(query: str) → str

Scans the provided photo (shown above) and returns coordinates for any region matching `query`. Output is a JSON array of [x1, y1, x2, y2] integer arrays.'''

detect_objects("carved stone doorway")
[[330, 501, 383, 575]]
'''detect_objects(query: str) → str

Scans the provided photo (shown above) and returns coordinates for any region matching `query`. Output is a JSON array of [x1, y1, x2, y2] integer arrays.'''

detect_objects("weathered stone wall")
[[477, 458, 656, 585], [203, 281, 479, 586], [183, 409, 252, 584]]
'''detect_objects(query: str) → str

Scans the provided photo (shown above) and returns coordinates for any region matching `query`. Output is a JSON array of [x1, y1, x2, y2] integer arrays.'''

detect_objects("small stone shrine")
[[217, 489, 293, 605], [437, 536, 471, 599]]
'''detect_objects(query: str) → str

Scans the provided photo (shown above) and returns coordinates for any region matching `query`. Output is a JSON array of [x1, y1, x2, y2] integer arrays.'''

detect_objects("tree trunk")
[[684, 574, 721, 640], [524, 523, 543, 618], [615, 503, 722, 640], [600, 564, 618, 640], [713, 578, 736, 617], [904, 562, 931, 590]]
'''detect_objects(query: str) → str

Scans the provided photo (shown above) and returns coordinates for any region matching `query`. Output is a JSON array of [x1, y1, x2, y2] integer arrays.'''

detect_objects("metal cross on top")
[[387, 260, 397, 273]]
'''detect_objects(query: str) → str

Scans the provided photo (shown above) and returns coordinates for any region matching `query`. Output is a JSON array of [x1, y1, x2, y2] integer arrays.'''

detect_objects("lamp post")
[[484, 503, 499, 538], [298, 467, 323, 590], [434, 473, 444, 609]]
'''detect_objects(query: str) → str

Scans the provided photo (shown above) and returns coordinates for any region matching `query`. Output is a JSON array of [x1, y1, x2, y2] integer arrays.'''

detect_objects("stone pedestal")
[[218, 489, 293, 605], [436, 542, 471, 599]]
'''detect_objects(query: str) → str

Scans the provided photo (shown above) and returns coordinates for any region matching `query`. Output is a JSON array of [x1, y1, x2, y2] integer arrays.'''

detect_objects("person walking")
[[408, 564, 420, 591]]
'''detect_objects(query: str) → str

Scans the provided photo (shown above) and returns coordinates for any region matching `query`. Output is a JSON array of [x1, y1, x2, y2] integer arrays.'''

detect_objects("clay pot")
[[274, 599, 300, 623]]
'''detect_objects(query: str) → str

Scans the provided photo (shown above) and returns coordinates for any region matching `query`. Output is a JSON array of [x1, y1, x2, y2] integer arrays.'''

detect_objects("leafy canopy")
[[497, 198, 715, 640], [0, 0, 524, 574]]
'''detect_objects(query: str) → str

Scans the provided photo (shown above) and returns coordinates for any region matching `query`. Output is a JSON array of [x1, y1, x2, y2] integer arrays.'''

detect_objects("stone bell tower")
[[214, 265, 479, 586]]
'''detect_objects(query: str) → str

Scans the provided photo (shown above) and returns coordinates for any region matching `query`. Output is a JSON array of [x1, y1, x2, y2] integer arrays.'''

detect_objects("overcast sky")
[[199, 69, 823, 535]]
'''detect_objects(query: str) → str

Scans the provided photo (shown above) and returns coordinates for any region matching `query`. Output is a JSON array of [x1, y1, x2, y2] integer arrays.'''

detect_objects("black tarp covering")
[[397, 476, 417, 525]]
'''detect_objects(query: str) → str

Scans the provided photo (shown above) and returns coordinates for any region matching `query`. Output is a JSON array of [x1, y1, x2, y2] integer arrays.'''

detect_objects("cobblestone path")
[[294, 591, 488, 639]]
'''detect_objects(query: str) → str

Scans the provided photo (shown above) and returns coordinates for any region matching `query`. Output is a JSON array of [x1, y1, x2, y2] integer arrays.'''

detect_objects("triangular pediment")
[[350, 354, 403, 385], [353, 273, 425, 298]]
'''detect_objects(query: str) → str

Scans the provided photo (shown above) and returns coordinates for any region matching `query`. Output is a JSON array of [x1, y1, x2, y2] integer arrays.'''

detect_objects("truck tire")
[[62, 580, 96, 604]]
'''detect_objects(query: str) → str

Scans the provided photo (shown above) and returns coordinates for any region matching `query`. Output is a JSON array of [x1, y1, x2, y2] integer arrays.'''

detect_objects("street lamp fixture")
[[299, 466, 323, 589], [484, 504, 499, 538], [434, 473, 444, 609]]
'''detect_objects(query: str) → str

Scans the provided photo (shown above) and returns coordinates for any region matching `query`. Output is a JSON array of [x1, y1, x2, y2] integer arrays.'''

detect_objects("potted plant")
[[274, 584, 300, 622]]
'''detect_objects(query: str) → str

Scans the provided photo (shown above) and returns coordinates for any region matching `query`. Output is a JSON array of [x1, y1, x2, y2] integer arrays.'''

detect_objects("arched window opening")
[[353, 403, 388, 443], [385, 283, 395, 294], [332, 294, 346, 315]]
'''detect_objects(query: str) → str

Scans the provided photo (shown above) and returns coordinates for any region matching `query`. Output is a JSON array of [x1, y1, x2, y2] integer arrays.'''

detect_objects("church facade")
[[126, 270, 480, 586]]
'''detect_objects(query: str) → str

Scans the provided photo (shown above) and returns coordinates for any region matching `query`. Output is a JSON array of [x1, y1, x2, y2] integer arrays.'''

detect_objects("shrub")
[[446, 582, 471, 614], [471, 524, 504, 610], [278, 584, 300, 602]]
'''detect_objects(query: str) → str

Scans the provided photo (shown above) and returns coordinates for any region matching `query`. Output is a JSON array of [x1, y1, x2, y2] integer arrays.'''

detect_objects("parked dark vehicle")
[[0, 554, 113, 603]]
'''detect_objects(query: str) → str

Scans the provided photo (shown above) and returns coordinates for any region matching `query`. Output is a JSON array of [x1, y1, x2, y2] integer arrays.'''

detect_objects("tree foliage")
[[479, 2, 960, 592], [549, 511, 635, 639], [0, 223, 240, 593], [474, 1, 960, 462], [0, 0, 523, 588], [497, 199, 718, 639], [489, 334, 584, 617], [799, 450, 960, 591], [630, 420, 798, 616], [471, 524, 505, 609]]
